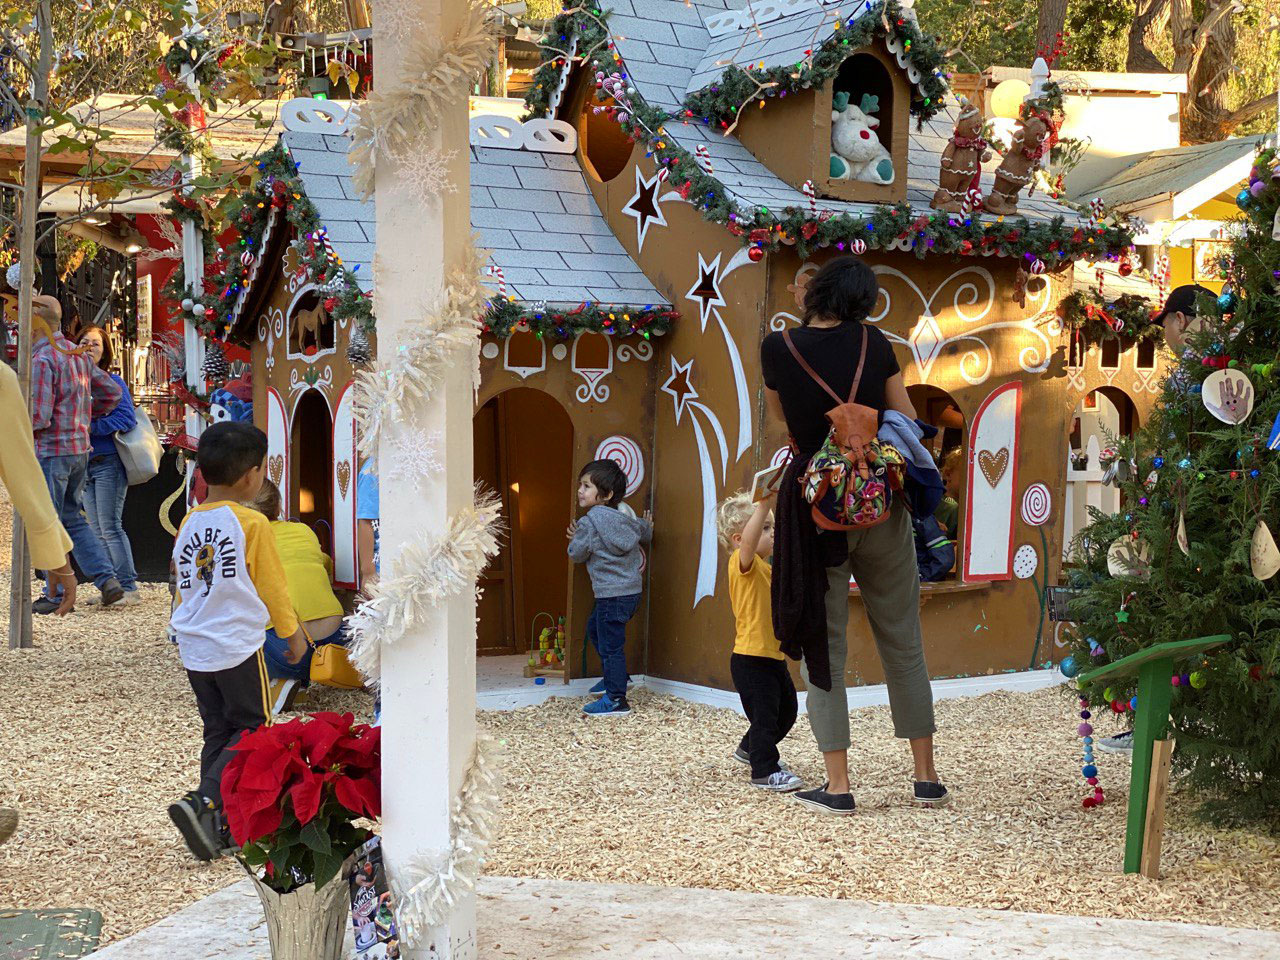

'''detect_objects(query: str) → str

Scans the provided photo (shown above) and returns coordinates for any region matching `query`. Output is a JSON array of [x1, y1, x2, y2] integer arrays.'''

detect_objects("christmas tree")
[[1064, 144, 1280, 821]]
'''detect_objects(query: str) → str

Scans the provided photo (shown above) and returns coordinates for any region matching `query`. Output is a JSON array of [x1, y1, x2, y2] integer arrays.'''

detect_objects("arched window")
[[908, 384, 966, 582], [834, 54, 895, 159], [289, 290, 335, 357], [578, 89, 632, 183]]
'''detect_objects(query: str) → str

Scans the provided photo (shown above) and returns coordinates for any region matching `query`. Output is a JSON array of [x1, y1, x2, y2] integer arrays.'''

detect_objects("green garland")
[[1057, 290, 1162, 343], [523, 5, 1135, 261], [483, 297, 677, 340], [163, 143, 374, 340], [681, 0, 949, 129]]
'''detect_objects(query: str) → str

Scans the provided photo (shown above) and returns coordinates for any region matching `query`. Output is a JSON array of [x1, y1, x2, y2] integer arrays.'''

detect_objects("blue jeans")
[[38, 453, 117, 592], [83, 455, 137, 592], [587, 593, 641, 701], [263, 624, 348, 681]]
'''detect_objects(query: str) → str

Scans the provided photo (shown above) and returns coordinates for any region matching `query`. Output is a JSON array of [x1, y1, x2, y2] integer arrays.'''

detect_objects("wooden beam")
[[1140, 737, 1176, 880]]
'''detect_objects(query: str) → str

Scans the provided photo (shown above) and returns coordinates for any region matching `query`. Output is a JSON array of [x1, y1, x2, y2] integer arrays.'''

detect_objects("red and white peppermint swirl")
[[595, 435, 644, 496], [1020, 483, 1052, 526]]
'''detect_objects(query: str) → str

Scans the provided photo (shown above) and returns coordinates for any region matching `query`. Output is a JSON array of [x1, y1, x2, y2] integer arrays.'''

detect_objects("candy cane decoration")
[[695, 144, 713, 175], [1095, 267, 1105, 299], [487, 264, 507, 298], [963, 186, 983, 215], [1088, 197, 1105, 228], [801, 179, 817, 217], [1155, 253, 1170, 304]]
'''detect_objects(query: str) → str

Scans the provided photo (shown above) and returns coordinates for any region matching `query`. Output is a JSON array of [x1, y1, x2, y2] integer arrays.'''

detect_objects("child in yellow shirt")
[[716, 491, 802, 792], [167, 422, 305, 862]]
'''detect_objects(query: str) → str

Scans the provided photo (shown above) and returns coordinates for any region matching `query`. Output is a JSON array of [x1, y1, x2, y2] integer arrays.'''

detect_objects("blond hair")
[[941, 446, 963, 475], [247, 478, 283, 521], [716, 491, 755, 550]]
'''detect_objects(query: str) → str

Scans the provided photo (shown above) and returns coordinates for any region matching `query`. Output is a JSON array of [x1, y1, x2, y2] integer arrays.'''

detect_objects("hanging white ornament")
[[5, 263, 22, 290], [1251, 520, 1280, 580], [1176, 512, 1190, 556], [1202, 368, 1254, 425], [1107, 538, 1151, 580]]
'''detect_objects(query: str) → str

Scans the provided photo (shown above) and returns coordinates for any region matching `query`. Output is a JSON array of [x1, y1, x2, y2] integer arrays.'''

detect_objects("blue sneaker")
[[582, 694, 631, 717], [588, 678, 633, 695]]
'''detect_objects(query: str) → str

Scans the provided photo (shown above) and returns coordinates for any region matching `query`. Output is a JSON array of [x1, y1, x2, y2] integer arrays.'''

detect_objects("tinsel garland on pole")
[[482, 297, 677, 340], [391, 735, 504, 947], [162, 143, 374, 339], [346, 487, 504, 685], [352, 242, 490, 458]]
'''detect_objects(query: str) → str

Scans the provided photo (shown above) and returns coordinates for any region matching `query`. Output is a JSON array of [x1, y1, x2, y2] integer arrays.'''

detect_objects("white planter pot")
[[249, 869, 350, 960]]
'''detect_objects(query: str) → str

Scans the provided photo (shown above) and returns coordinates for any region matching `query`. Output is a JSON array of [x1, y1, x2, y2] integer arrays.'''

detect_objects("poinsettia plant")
[[223, 712, 380, 893]]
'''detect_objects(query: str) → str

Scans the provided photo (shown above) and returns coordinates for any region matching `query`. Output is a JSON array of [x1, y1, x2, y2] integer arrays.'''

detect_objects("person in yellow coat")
[[0, 359, 80, 844]]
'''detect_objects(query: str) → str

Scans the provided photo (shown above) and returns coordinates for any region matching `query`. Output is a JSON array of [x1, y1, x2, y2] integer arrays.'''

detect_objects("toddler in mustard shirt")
[[716, 491, 802, 792]]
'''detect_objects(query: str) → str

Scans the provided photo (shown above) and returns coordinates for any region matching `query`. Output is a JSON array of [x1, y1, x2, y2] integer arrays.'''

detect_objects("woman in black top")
[[761, 256, 948, 814]]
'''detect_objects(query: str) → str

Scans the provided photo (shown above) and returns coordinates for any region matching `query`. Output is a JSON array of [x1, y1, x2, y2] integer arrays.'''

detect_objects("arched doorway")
[[908, 384, 966, 581], [292, 390, 334, 547], [474, 388, 575, 657]]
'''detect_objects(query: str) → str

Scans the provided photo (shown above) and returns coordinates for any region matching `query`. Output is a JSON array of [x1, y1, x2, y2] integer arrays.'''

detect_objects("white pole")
[[373, 0, 477, 956], [179, 2, 206, 446]]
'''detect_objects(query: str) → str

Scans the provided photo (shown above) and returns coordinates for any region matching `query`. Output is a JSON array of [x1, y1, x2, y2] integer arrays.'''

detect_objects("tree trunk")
[[1126, 0, 1171, 73], [1034, 0, 1070, 58], [8, 0, 52, 650], [1175, 2, 1241, 143]]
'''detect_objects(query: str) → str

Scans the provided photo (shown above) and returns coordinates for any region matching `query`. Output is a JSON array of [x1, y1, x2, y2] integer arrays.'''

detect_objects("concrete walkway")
[[92, 875, 1280, 959]]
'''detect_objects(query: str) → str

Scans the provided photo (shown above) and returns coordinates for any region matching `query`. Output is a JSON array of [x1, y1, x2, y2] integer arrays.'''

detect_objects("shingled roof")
[[604, 0, 1083, 228], [282, 123, 668, 308]]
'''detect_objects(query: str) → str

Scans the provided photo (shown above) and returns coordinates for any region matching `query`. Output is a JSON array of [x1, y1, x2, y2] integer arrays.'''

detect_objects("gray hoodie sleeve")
[[567, 514, 596, 563]]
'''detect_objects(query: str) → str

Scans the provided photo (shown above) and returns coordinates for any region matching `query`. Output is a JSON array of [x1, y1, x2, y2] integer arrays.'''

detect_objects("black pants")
[[731, 653, 799, 778], [186, 649, 272, 808]]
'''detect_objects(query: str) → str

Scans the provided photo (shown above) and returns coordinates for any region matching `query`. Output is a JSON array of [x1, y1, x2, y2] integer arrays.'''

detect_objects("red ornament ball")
[[1082, 797, 1096, 808], [748, 245, 765, 262], [1118, 261, 1133, 277], [851, 238, 867, 255], [1111, 699, 1126, 713], [1087, 776, 1098, 785], [960, 240, 973, 255]]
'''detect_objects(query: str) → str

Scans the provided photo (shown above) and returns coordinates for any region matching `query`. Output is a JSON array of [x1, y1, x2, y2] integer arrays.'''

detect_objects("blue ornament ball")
[[1217, 290, 1238, 312], [1236, 187, 1253, 209], [1082, 764, 1098, 779], [1060, 656, 1079, 678]]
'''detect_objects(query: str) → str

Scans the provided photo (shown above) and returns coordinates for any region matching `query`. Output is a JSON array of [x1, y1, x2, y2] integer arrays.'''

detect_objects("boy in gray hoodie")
[[567, 459, 652, 716]]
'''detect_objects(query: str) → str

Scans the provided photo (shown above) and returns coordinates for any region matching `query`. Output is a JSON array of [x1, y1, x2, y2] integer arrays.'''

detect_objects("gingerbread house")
[[210, 0, 1170, 692]]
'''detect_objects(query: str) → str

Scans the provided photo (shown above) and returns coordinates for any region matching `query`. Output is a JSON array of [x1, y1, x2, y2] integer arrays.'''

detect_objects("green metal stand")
[[1077, 634, 1229, 874]]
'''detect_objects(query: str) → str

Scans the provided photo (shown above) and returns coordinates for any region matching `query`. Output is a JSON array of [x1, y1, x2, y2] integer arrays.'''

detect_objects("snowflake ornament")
[[383, 428, 444, 490], [391, 144, 459, 206]]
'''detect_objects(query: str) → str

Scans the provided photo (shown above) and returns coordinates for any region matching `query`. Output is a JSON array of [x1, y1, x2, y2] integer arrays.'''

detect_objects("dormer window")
[[734, 44, 909, 205]]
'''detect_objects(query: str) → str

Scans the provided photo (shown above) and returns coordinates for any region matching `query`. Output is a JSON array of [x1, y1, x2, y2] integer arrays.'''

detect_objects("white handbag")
[[112, 405, 163, 486]]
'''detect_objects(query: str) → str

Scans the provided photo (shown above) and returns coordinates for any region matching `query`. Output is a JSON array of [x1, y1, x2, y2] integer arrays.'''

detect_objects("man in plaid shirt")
[[29, 294, 126, 613]]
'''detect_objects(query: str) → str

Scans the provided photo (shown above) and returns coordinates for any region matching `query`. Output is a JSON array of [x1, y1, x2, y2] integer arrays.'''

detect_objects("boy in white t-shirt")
[[166, 422, 305, 861]]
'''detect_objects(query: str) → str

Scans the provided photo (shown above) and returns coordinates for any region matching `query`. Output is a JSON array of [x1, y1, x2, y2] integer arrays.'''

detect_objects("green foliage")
[[1065, 148, 1280, 822], [1057, 290, 1162, 342], [240, 807, 369, 894], [483, 298, 678, 340]]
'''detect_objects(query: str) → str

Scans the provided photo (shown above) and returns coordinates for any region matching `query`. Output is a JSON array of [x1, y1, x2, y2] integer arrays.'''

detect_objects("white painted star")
[[686, 252, 726, 331], [660, 355, 698, 426], [621, 165, 668, 252]]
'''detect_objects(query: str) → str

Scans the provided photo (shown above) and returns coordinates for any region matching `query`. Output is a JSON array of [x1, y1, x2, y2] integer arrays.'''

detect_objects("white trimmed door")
[[331, 381, 358, 588], [264, 387, 290, 512], [963, 381, 1022, 581]]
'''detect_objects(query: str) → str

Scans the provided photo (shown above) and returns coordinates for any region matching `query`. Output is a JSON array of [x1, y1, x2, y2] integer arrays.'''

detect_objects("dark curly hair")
[[801, 255, 880, 326]]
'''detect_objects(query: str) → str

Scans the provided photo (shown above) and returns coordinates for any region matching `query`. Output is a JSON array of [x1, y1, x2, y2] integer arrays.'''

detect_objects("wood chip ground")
[[1, 492, 1276, 943]]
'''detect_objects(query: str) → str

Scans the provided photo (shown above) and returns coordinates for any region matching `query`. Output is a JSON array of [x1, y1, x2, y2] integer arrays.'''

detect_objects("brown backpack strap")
[[782, 325, 869, 407]]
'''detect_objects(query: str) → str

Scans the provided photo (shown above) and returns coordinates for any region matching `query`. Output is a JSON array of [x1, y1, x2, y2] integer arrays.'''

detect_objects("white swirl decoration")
[[615, 340, 653, 363], [1020, 482, 1052, 526]]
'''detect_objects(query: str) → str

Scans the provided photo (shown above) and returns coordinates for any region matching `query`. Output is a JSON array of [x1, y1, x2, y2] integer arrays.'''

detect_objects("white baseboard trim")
[[477, 668, 1063, 714]]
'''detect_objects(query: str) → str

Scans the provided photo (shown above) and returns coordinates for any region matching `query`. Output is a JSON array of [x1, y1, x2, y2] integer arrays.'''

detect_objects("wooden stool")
[[1077, 635, 1229, 877]]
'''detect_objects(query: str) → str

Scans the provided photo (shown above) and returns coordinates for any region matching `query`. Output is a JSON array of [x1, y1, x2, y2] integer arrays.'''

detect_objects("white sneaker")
[[118, 590, 142, 606], [1097, 731, 1134, 754], [751, 770, 803, 792]]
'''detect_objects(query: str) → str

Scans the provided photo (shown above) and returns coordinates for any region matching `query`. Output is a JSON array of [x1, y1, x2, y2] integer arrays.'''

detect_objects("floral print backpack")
[[783, 325, 906, 531]]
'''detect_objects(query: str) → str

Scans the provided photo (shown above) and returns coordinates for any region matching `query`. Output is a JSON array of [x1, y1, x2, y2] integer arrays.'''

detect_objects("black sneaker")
[[32, 595, 62, 615], [914, 780, 951, 807], [167, 791, 223, 861], [99, 577, 125, 607], [793, 782, 856, 816]]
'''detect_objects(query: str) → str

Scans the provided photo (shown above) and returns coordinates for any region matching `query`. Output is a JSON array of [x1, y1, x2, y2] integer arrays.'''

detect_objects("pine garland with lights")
[[681, 0, 949, 129], [1057, 290, 1161, 343], [1062, 146, 1280, 822], [163, 143, 374, 341], [482, 298, 677, 340]]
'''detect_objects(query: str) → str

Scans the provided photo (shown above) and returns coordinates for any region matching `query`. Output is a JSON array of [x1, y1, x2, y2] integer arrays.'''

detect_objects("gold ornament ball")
[[990, 79, 1031, 119]]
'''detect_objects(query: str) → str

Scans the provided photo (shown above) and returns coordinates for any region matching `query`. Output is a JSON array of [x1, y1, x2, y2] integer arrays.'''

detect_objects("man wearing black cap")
[[1154, 284, 1217, 352]]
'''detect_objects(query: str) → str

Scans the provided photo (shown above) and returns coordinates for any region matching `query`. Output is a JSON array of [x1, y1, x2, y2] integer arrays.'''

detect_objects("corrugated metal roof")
[[1070, 137, 1265, 209]]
